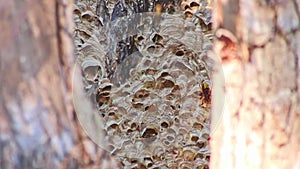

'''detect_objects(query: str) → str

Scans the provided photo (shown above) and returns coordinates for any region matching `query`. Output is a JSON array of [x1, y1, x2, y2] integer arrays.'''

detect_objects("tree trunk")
[[211, 0, 300, 168], [0, 0, 119, 168]]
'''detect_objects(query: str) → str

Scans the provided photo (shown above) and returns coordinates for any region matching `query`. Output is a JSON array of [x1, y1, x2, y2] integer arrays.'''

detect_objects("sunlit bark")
[[211, 0, 300, 168]]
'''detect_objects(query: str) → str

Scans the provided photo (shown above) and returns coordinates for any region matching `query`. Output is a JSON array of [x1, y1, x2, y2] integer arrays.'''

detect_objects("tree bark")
[[211, 0, 300, 168], [0, 0, 119, 168]]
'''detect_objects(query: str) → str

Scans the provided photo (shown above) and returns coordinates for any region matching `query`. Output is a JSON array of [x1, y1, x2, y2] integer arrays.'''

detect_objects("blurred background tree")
[[0, 0, 119, 168], [211, 0, 300, 169]]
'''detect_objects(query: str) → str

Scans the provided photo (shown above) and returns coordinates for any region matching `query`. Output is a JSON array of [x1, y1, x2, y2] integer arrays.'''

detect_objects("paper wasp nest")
[[74, 0, 213, 168]]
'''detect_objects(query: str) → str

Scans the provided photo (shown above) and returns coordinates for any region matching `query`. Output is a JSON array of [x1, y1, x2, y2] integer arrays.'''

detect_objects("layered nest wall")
[[74, 0, 214, 168]]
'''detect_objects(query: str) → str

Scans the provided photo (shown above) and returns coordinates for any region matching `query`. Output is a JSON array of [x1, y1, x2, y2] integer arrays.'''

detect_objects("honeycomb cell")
[[160, 121, 169, 128], [182, 148, 197, 161], [151, 33, 163, 43], [142, 127, 158, 138], [175, 50, 185, 56], [134, 89, 150, 99], [179, 161, 194, 169], [81, 57, 103, 82], [191, 134, 199, 142]]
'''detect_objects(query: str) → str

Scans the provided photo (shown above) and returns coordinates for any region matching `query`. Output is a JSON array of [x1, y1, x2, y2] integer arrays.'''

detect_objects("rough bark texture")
[[211, 0, 300, 168], [0, 0, 119, 168]]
